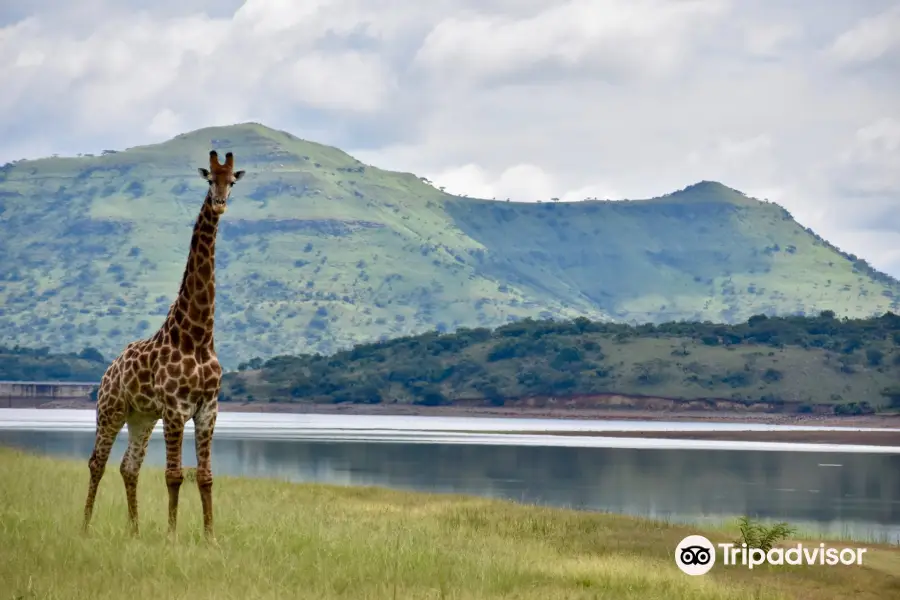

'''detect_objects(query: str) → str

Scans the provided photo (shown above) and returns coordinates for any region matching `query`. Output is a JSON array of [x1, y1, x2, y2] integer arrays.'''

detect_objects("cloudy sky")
[[2, 0, 899, 274]]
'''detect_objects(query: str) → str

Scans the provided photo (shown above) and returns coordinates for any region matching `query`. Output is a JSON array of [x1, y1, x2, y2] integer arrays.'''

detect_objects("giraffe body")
[[82, 150, 245, 541]]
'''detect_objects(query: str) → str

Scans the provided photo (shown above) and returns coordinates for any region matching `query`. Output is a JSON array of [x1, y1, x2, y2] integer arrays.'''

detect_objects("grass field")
[[1, 447, 898, 599]]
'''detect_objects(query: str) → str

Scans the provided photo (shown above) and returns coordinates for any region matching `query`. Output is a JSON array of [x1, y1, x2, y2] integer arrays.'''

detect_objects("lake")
[[1, 409, 899, 543]]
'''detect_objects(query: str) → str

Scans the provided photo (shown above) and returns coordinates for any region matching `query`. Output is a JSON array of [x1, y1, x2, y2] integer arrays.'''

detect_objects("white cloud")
[[431, 163, 553, 201], [743, 22, 800, 57], [827, 4, 900, 64], [0, 0, 898, 279], [828, 117, 900, 226], [717, 134, 774, 161], [278, 52, 396, 112], [843, 117, 900, 168], [427, 162, 620, 202], [413, 0, 729, 85], [147, 108, 184, 139], [233, 0, 327, 34], [0, 1, 392, 154]]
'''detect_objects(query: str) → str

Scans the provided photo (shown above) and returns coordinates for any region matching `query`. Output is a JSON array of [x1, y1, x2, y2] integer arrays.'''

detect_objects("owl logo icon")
[[675, 535, 716, 575]]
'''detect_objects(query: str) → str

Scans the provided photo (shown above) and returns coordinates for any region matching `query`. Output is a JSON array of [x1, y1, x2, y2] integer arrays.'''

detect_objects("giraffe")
[[82, 150, 245, 542]]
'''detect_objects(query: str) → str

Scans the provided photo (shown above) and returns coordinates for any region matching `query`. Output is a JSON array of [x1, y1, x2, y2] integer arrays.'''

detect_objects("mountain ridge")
[[1, 122, 898, 369]]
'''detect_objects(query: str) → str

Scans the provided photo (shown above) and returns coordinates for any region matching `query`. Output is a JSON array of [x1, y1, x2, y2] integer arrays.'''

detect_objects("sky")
[[1, 0, 899, 275]]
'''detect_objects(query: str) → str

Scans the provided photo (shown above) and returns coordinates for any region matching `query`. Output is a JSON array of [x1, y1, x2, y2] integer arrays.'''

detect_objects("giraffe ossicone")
[[82, 150, 246, 541]]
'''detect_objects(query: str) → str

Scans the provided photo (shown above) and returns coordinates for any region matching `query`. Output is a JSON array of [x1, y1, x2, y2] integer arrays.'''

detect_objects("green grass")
[[1, 123, 899, 369], [1, 447, 899, 599]]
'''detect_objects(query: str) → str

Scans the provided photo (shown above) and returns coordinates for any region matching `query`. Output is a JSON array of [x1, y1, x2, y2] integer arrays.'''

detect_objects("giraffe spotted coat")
[[82, 150, 246, 541]]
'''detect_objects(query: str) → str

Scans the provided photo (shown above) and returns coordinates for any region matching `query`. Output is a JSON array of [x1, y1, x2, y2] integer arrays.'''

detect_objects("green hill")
[[222, 312, 900, 412], [1, 122, 898, 369]]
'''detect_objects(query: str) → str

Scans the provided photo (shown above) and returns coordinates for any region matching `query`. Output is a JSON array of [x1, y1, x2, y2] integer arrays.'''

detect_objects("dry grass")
[[0, 447, 897, 599]]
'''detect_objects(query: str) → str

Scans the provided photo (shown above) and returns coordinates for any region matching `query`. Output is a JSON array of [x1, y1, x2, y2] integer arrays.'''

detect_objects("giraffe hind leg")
[[119, 414, 158, 536], [83, 402, 126, 533], [162, 410, 187, 539], [193, 399, 218, 541]]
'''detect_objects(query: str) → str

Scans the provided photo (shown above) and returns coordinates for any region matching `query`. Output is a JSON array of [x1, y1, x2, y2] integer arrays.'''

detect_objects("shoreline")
[[26, 398, 900, 429], [478, 429, 900, 447]]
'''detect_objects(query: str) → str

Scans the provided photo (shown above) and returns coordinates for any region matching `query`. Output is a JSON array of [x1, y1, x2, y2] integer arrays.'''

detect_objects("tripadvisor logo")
[[675, 534, 868, 576], [675, 535, 717, 575]]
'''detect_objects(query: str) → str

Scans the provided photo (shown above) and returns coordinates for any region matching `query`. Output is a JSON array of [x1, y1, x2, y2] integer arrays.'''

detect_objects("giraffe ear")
[[198, 168, 210, 179], [233, 170, 245, 181]]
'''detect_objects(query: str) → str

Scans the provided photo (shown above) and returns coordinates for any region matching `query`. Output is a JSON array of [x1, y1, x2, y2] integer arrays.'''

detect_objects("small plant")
[[735, 516, 796, 552]]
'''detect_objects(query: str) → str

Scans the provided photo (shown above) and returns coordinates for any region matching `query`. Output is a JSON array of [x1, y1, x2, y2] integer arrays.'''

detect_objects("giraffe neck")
[[163, 192, 220, 354]]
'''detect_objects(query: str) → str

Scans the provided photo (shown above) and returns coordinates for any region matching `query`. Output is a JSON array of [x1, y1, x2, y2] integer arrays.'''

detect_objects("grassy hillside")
[[222, 312, 900, 412], [1, 122, 899, 369]]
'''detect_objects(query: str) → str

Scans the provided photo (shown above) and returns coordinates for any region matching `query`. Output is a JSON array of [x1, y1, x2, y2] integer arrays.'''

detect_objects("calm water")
[[2, 409, 899, 452], [1, 409, 899, 543]]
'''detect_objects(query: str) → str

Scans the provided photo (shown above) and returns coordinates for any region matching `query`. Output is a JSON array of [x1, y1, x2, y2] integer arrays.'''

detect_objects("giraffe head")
[[197, 150, 245, 215]]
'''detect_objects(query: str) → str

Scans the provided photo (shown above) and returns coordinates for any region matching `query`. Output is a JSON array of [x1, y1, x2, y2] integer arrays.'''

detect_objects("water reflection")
[[2, 429, 898, 542]]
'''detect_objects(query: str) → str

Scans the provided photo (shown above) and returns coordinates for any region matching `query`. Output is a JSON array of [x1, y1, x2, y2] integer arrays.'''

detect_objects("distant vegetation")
[[2, 123, 900, 369], [6, 311, 900, 415], [0, 345, 107, 382], [222, 311, 900, 414]]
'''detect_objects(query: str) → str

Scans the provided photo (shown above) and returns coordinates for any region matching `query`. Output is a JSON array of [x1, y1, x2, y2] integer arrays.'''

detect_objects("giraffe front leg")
[[162, 412, 186, 539], [194, 399, 218, 542], [119, 416, 157, 536], [83, 420, 124, 534]]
